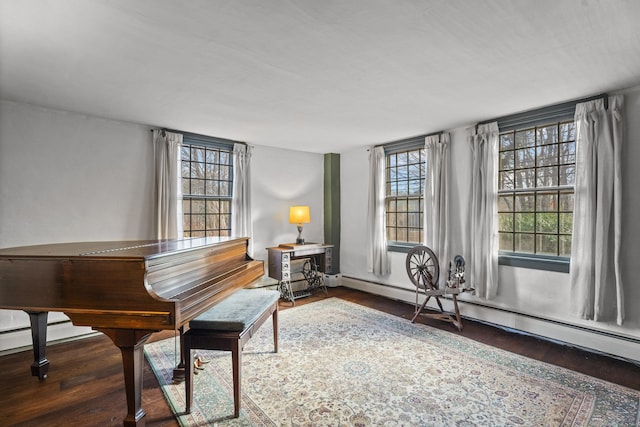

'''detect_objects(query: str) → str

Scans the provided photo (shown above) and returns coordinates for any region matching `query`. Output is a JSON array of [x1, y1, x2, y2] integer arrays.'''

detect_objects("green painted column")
[[324, 153, 340, 274]]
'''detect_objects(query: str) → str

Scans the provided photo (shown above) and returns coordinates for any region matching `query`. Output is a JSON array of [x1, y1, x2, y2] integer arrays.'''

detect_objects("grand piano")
[[0, 237, 264, 426]]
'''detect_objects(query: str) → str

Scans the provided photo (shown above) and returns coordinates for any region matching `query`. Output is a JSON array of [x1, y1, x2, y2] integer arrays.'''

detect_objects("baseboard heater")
[[0, 318, 72, 335], [0, 319, 97, 356], [341, 275, 640, 365]]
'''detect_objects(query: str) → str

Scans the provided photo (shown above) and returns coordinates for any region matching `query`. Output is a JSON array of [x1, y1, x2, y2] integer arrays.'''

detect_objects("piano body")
[[0, 237, 264, 426]]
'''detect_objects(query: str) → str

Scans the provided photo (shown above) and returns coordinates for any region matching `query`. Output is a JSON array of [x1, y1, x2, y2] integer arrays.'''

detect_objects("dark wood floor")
[[1, 287, 638, 426]]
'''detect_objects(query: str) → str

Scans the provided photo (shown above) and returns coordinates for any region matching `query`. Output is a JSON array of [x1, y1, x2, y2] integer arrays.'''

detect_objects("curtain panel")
[[570, 95, 624, 325], [424, 133, 450, 288], [231, 143, 254, 257], [468, 123, 499, 299], [152, 130, 182, 240], [367, 146, 390, 276]]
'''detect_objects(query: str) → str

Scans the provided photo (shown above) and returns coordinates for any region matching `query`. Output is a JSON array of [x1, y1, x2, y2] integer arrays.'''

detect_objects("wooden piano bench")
[[184, 289, 280, 418]]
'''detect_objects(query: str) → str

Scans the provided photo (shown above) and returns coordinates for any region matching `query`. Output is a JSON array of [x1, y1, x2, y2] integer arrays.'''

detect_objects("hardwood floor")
[[1, 287, 638, 426]]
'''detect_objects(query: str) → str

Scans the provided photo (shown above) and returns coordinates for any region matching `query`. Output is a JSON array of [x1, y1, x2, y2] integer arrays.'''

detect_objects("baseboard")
[[0, 321, 95, 356], [341, 276, 640, 365]]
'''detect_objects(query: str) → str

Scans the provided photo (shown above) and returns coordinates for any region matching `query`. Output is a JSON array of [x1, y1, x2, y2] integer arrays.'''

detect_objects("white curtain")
[[367, 146, 390, 276], [231, 143, 254, 257], [153, 130, 183, 240], [570, 95, 624, 325], [468, 123, 499, 299], [424, 133, 450, 288]]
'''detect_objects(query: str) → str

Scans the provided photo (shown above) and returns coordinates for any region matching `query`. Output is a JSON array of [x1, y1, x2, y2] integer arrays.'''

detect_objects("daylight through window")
[[180, 143, 233, 237], [498, 121, 575, 257], [385, 146, 425, 245]]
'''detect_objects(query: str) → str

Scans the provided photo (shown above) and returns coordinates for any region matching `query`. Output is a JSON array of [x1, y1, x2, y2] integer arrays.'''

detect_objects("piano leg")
[[172, 326, 186, 383], [25, 311, 49, 380], [97, 328, 154, 427]]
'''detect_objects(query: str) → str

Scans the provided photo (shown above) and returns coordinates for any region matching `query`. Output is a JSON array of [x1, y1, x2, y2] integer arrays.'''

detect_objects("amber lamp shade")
[[289, 206, 310, 244]]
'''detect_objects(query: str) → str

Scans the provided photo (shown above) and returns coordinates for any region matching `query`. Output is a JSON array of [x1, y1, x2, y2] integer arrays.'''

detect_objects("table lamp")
[[289, 206, 311, 244]]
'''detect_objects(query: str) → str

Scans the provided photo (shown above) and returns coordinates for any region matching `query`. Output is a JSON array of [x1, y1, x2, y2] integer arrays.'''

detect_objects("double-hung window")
[[384, 137, 426, 251], [494, 98, 596, 272], [498, 121, 575, 256], [180, 133, 234, 238]]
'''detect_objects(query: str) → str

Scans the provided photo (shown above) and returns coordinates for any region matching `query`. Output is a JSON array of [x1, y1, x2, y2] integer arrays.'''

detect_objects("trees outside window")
[[498, 121, 575, 257], [386, 146, 425, 245], [181, 143, 233, 237]]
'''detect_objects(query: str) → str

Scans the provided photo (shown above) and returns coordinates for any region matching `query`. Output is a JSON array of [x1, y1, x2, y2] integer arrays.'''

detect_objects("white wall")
[[0, 100, 324, 352], [341, 86, 640, 362], [0, 100, 155, 247], [251, 144, 325, 262]]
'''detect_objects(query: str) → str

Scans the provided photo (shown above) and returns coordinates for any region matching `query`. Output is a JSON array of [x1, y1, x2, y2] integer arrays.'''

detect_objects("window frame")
[[180, 132, 236, 238], [382, 136, 428, 253], [491, 95, 605, 272], [497, 120, 575, 272]]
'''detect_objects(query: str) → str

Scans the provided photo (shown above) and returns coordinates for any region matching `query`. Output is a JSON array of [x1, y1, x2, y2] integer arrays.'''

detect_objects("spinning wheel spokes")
[[406, 246, 439, 291]]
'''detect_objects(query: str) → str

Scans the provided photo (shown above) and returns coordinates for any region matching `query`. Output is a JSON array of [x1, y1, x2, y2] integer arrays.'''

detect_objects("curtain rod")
[[374, 130, 444, 148], [150, 128, 246, 146], [477, 93, 608, 128]]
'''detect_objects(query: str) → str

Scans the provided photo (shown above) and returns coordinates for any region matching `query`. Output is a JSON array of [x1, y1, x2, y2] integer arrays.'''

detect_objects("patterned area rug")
[[144, 298, 640, 426]]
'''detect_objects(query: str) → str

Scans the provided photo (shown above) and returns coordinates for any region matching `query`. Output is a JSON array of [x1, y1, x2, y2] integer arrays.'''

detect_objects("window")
[[180, 134, 234, 238], [385, 140, 426, 249], [491, 95, 606, 271], [497, 121, 576, 261]]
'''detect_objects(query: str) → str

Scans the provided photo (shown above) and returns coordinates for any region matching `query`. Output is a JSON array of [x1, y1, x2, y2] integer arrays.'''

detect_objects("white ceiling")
[[2, 0, 640, 154]]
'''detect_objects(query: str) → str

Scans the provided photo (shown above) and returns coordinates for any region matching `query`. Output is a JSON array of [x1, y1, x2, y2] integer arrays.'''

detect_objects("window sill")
[[387, 242, 416, 253], [387, 247, 570, 273], [499, 252, 569, 273]]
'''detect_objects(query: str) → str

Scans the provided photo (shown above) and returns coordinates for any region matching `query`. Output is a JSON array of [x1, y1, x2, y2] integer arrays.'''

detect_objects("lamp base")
[[296, 225, 305, 245]]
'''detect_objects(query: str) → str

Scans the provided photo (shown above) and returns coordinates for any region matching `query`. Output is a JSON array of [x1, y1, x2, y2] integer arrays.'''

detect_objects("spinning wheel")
[[406, 246, 472, 330], [406, 246, 440, 291]]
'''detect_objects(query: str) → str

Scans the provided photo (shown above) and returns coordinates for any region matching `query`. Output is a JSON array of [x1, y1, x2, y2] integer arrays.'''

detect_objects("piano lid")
[[0, 236, 262, 330], [0, 237, 248, 260]]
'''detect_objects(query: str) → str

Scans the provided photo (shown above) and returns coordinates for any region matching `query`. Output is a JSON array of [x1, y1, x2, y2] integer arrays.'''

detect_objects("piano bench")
[[184, 289, 280, 418]]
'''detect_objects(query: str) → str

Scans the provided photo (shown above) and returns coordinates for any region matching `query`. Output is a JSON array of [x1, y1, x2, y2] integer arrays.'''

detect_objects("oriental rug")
[[144, 298, 639, 426]]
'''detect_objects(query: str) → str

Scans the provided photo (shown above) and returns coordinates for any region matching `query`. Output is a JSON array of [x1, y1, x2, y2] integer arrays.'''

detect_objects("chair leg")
[[232, 339, 241, 418], [272, 308, 278, 353]]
